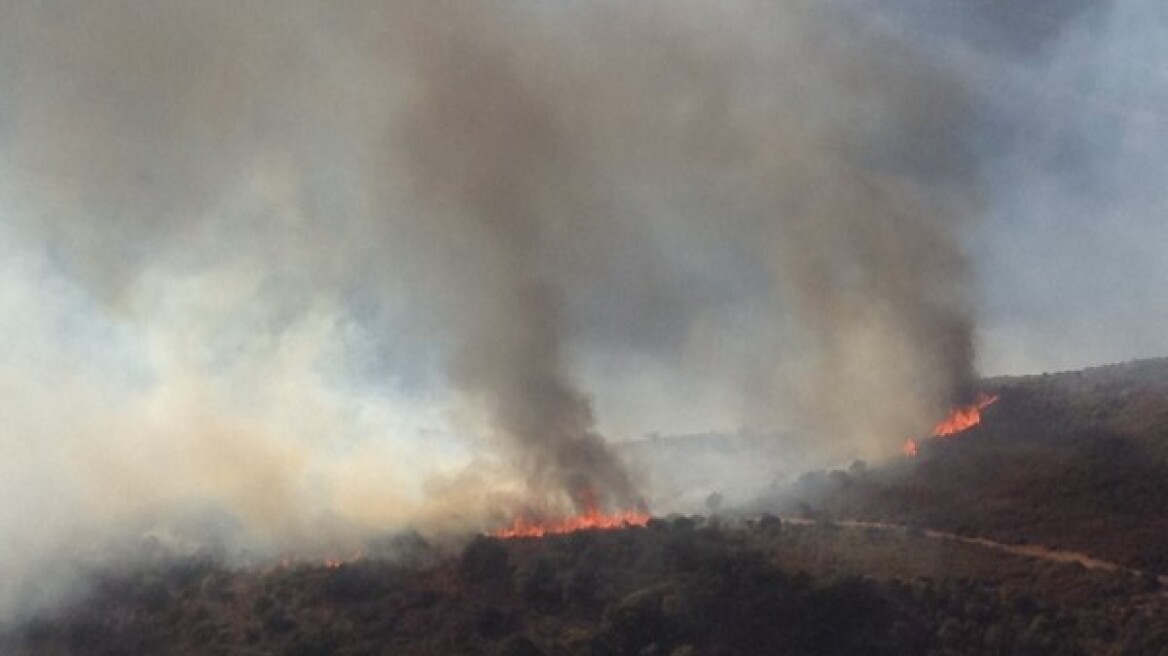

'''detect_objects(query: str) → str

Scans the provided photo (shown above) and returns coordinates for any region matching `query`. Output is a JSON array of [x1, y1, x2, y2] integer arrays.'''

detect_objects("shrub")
[[517, 558, 562, 613], [460, 537, 512, 585], [497, 633, 544, 656]]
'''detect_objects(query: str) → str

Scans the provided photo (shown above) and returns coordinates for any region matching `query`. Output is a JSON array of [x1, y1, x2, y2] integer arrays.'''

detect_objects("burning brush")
[[491, 488, 650, 539], [904, 393, 999, 457]]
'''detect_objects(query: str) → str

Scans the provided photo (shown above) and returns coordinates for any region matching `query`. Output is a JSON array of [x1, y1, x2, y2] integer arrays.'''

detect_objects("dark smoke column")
[[374, 0, 981, 477], [388, 7, 639, 512]]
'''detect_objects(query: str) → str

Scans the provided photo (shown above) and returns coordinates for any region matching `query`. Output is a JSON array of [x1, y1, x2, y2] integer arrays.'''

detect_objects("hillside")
[[788, 358, 1168, 573], [6, 520, 1167, 656], [8, 358, 1168, 655]]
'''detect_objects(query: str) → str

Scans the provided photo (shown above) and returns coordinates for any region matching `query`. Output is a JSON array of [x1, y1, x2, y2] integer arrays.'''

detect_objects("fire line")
[[491, 489, 650, 538], [904, 393, 999, 457]]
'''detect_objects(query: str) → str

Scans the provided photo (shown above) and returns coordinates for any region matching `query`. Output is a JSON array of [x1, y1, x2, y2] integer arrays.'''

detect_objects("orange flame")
[[932, 393, 999, 437], [491, 489, 650, 539], [902, 439, 919, 457], [322, 550, 365, 569], [904, 393, 999, 457]]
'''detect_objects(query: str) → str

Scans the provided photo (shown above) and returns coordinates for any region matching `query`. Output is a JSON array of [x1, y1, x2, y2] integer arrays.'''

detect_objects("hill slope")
[[793, 358, 1168, 573], [8, 358, 1168, 655], [6, 521, 1167, 656]]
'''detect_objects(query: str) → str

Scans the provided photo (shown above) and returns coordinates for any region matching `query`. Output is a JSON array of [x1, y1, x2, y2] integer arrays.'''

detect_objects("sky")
[[883, 0, 1168, 375]]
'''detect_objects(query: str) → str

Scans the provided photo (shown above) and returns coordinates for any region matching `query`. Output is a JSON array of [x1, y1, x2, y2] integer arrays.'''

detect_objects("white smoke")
[[0, 0, 998, 621]]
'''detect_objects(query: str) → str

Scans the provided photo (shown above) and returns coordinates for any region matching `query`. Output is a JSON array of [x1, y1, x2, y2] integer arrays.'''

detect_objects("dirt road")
[[786, 517, 1168, 586]]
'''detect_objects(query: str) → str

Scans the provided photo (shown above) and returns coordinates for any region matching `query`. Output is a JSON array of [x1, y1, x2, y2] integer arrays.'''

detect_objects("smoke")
[[969, 0, 1168, 375], [378, 3, 642, 511], [855, 0, 1168, 376], [744, 20, 978, 458], [362, 0, 980, 485], [0, 0, 987, 619]]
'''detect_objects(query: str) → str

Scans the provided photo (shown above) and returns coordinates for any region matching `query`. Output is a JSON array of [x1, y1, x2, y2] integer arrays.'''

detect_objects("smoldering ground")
[[0, 0, 992, 620]]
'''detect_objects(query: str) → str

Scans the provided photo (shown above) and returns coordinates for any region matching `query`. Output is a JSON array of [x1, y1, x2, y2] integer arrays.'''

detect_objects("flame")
[[904, 393, 999, 457], [491, 489, 650, 539], [275, 550, 364, 570], [324, 550, 365, 568], [902, 439, 919, 457], [932, 393, 999, 437]]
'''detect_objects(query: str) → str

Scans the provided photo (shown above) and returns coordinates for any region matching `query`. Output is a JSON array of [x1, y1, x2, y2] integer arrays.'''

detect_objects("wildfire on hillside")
[[932, 393, 1000, 436], [324, 551, 364, 569], [491, 488, 650, 539], [904, 393, 999, 457]]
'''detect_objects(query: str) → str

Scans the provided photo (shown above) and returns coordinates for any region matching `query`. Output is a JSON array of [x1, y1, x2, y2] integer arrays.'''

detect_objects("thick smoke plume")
[[0, 0, 982, 620], [382, 3, 642, 510], [374, 0, 978, 470]]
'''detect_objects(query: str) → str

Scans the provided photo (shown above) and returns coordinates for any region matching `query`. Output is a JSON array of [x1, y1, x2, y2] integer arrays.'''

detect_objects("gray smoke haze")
[[862, 0, 1168, 376], [368, 0, 980, 481], [16, 0, 1152, 621], [380, 3, 643, 511], [972, 1, 1168, 375]]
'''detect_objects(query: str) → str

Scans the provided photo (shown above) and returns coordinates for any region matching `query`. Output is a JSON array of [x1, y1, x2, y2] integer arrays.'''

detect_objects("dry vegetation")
[[789, 358, 1168, 574], [8, 358, 1168, 655], [6, 519, 1167, 656]]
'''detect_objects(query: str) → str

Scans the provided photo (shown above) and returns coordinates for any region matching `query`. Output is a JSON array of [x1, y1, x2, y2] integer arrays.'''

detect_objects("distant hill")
[[790, 357, 1168, 573], [620, 432, 794, 515]]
